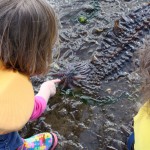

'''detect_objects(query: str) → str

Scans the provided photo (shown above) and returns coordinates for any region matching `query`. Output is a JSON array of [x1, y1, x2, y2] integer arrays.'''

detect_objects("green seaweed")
[[70, 0, 100, 24], [78, 16, 87, 24]]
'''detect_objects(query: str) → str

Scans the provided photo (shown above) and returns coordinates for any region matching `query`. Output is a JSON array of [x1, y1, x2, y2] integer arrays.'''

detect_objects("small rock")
[[82, 4, 95, 13], [105, 120, 115, 127], [78, 123, 87, 129], [106, 146, 118, 150], [121, 125, 131, 136], [107, 114, 115, 121], [106, 88, 112, 94], [92, 28, 104, 35], [58, 108, 68, 116], [71, 101, 83, 109], [51, 62, 60, 70], [127, 72, 141, 82]]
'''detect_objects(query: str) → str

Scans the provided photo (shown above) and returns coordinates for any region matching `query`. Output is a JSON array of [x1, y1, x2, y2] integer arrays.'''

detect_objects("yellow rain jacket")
[[0, 62, 34, 134], [134, 102, 150, 150]]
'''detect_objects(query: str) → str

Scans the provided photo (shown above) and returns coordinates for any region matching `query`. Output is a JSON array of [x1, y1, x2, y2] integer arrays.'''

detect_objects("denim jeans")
[[0, 132, 23, 150]]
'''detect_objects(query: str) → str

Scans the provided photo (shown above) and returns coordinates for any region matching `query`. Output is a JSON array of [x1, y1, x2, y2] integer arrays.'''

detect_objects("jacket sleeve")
[[30, 96, 47, 120]]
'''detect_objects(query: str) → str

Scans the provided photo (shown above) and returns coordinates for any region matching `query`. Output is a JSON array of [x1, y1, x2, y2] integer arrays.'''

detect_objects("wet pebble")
[[105, 127, 118, 133], [50, 103, 60, 110], [106, 146, 118, 150], [58, 108, 68, 116], [92, 28, 104, 36], [96, 13, 105, 20], [82, 4, 95, 13], [121, 124, 132, 136], [106, 88, 112, 94], [127, 72, 141, 82], [67, 119, 76, 126], [107, 114, 115, 121], [105, 120, 115, 127], [134, 59, 140, 66], [109, 139, 126, 150], [67, 132, 74, 138], [71, 101, 83, 109], [78, 123, 88, 129], [102, 108, 107, 113]]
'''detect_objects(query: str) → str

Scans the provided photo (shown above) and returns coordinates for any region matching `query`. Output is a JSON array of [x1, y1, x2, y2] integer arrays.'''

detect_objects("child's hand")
[[36, 79, 61, 103], [41, 79, 60, 97]]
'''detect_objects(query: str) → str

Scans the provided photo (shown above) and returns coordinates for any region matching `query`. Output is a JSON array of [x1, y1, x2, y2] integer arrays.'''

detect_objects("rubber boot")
[[17, 132, 58, 150]]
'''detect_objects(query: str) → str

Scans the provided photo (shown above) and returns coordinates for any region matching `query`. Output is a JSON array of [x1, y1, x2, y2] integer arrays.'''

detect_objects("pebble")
[[58, 108, 68, 116], [82, 4, 95, 13], [127, 72, 141, 82], [106, 88, 112, 94]]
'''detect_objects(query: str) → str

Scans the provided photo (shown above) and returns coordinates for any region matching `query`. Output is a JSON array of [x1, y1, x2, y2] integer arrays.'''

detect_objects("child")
[[0, 0, 60, 149], [127, 43, 150, 150]]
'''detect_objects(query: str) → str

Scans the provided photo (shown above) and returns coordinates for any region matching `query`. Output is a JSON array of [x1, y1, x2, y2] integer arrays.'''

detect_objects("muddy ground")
[[20, 0, 149, 149]]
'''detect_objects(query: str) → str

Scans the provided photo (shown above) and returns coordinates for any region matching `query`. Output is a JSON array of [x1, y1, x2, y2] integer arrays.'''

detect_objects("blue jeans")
[[0, 132, 23, 150], [127, 132, 134, 150]]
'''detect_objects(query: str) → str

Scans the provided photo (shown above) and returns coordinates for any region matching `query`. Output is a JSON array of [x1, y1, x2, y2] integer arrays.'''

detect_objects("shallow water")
[[21, 0, 149, 149]]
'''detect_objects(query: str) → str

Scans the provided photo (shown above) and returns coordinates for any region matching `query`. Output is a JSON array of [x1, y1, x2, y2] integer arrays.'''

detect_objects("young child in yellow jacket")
[[128, 44, 150, 150]]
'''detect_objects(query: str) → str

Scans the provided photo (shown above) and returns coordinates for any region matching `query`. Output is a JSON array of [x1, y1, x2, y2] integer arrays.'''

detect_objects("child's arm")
[[30, 79, 60, 120], [36, 79, 60, 103]]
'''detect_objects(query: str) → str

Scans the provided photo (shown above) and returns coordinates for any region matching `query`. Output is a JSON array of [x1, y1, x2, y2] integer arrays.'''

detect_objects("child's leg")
[[127, 132, 134, 150], [0, 132, 23, 149], [18, 132, 58, 150]]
